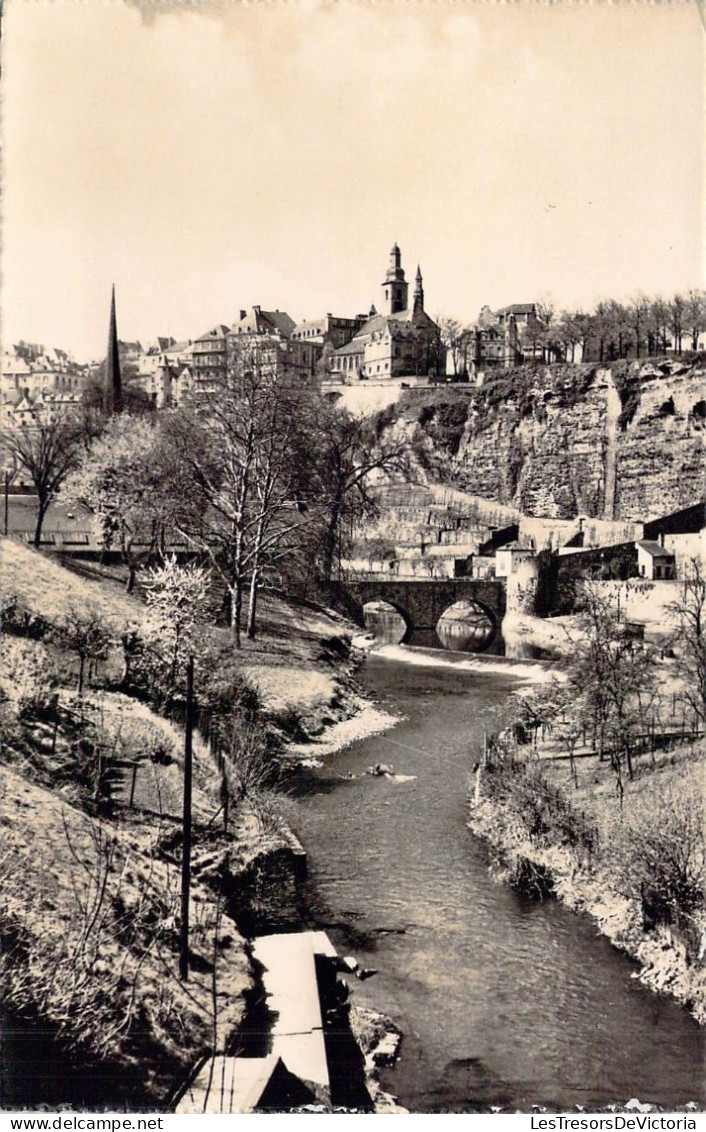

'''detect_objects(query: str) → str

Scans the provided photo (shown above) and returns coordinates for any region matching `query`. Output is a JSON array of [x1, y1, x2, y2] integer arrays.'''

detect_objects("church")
[[329, 245, 444, 380]]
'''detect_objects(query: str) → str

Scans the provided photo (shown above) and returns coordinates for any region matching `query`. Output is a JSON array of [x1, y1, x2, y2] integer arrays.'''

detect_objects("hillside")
[[0, 537, 365, 1105], [375, 357, 706, 521]]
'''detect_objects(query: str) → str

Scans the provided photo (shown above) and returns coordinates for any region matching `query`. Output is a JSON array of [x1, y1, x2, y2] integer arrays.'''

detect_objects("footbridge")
[[321, 577, 507, 653]]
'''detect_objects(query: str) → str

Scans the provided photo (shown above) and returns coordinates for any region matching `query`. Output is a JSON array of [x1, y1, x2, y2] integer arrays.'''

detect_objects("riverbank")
[[0, 538, 405, 1110], [469, 734, 706, 1026]]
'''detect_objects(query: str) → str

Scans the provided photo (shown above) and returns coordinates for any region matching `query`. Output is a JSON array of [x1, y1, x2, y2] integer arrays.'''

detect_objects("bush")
[[0, 588, 52, 640], [482, 753, 597, 856], [608, 783, 704, 942], [0, 638, 57, 720]]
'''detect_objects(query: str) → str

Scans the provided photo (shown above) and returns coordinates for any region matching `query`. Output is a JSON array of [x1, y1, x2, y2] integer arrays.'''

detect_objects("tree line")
[[3, 338, 407, 644], [439, 287, 706, 372]]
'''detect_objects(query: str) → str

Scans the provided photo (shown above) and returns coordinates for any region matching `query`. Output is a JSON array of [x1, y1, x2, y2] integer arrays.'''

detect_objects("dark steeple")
[[105, 284, 123, 413], [413, 265, 424, 314]]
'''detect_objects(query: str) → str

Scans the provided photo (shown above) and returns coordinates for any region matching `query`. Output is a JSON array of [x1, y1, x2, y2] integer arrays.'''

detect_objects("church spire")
[[105, 284, 123, 413], [413, 265, 424, 314]]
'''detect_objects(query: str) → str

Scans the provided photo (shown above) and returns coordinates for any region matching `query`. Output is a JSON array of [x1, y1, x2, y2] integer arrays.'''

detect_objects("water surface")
[[291, 650, 704, 1112]]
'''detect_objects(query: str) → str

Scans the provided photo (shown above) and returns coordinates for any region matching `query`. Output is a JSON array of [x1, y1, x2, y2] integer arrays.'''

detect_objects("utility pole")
[[3, 469, 9, 537], [179, 656, 195, 981]]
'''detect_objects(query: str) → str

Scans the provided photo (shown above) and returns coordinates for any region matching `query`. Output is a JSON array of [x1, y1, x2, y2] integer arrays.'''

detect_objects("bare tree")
[[3, 411, 82, 547], [566, 585, 657, 802], [667, 560, 706, 727], [628, 293, 651, 359], [649, 297, 671, 355], [51, 601, 114, 696], [668, 293, 685, 355], [437, 317, 472, 377], [165, 339, 317, 645], [310, 402, 410, 582], [683, 289, 706, 352]]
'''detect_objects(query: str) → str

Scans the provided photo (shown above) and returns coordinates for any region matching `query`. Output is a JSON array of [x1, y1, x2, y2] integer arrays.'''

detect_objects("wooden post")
[[129, 762, 138, 809], [93, 746, 104, 804], [3, 470, 9, 538], [180, 656, 194, 982]]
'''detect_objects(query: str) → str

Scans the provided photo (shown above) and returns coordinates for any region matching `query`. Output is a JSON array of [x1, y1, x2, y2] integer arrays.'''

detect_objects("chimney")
[[239, 310, 246, 321], [658, 531, 665, 548]]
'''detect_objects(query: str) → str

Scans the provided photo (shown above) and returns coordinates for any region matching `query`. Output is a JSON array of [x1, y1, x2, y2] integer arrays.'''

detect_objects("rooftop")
[[636, 539, 675, 558]]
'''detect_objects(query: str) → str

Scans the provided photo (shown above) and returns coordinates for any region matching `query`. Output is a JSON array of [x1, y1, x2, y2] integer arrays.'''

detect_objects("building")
[[134, 338, 194, 408], [290, 313, 368, 376], [636, 539, 677, 580], [472, 303, 558, 369], [2, 341, 89, 401], [190, 324, 230, 392], [494, 541, 536, 578], [231, 306, 296, 340], [329, 245, 444, 381]]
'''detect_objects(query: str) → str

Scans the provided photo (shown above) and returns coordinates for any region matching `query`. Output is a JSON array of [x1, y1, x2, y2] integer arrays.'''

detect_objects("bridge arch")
[[362, 599, 410, 645], [323, 577, 506, 654], [435, 599, 497, 653]]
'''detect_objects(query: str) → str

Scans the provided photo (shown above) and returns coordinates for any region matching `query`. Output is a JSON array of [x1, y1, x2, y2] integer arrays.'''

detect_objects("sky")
[[2, 0, 704, 361]]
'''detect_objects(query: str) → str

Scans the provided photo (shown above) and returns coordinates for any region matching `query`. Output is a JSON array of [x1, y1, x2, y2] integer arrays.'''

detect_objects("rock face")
[[391, 360, 706, 521]]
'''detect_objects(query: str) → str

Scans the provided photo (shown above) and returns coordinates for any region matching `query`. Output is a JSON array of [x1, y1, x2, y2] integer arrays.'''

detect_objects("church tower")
[[413, 265, 425, 316], [104, 284, 123, 413], [382, 243, 408, 315]]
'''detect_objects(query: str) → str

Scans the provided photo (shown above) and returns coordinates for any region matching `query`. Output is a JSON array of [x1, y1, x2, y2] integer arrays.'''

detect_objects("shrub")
[[0, 638, 57, 720], [0, 588, 52, 640], [608, 782, 704, 944], [482, 753, 597, 856]]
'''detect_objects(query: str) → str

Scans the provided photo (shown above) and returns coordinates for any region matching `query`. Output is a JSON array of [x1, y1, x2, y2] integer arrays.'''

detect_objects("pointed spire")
[[413, 265, 424, 313], [105, 284, 123, 413]]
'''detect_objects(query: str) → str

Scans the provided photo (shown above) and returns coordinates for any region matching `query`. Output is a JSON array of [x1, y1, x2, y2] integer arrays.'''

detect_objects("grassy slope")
[[0, 765, 251, 1103], [2, 537, 354, 717], [0, 537, 360, 1102]]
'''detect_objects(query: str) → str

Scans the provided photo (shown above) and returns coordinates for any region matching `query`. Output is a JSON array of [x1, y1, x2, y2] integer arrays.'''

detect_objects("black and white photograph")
[[0, 0, 704, 1118]]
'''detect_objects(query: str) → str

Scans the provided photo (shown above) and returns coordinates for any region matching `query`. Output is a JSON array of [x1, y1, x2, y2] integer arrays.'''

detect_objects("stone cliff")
[[383, 358, 706, 521]]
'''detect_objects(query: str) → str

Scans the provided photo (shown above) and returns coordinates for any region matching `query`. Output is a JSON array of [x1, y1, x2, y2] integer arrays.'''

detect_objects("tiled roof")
[[496, 303, 537, 316], [195, 324, 230, 342], [636, 540, 675, 558], [292, 319, 327, 337], [261, 310, 296, 338], [335, 338, 365, 356]]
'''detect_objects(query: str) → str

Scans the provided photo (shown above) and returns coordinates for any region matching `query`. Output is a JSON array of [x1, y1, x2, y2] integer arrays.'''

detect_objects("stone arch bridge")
[[321, 578, 507, 654]]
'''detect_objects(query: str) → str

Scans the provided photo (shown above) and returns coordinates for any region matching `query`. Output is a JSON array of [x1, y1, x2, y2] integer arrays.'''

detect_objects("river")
[[289, 648, 704, 1113]]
